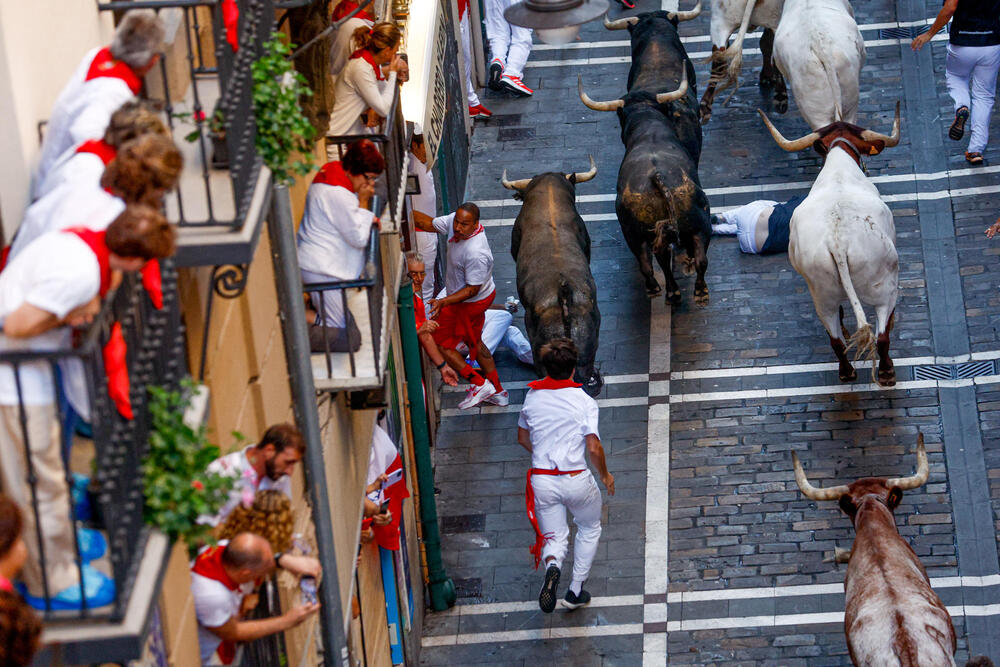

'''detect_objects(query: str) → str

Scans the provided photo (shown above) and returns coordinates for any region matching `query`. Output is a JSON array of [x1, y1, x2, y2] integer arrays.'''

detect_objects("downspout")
[[267, 185, 350, 666], [398, 279, 456, 611]]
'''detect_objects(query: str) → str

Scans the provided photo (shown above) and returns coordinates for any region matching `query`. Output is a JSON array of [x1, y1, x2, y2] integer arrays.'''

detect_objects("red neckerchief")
[[191, 546, 239, 591], [526, 468, 585, 568], [333, 0, 375, 22], [349, 48, 384, 81], [85, 47, 142, 95], [313, 161, 356, 191], [458, 0, 469, 19], [64, 227, 112, 297], [448, 225, 484, 243], [527, 377, 582, 390], [413, 293, 426, 327], [76, 139, 116, 165]]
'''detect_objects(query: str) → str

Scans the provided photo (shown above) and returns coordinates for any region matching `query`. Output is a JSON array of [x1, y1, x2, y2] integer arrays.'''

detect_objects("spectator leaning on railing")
[[34, 100, 168, 201], [328, 0, 375, 78], [0, 204, 175, 611], [32, 9, 165, 199], [297, 139, 384, 353], [405, 251, 459, 387], [0, 494, 41, 667]]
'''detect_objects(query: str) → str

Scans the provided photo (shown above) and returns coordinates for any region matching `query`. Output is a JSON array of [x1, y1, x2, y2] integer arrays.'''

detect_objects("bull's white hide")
[[774, 0, 865, 128], [788, 149, 897, 351], [709, 0, 783, 48]]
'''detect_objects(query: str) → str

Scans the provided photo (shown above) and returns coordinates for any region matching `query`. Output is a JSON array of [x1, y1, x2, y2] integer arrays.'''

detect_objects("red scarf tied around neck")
[[349, 48, 384, 81]]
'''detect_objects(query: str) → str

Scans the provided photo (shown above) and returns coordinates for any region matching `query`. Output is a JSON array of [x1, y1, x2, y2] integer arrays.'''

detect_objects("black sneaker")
[[561, 588, 591, 610], [950, 106, 969, 141], [488, 58, 504, 91], [538, 564, 560, 613]]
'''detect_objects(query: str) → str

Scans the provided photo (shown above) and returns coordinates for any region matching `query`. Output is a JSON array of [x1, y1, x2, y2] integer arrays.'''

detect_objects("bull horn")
[[792, 451, 850, 501], [886, 433, 929, 491], [655, 66, 689, 104], [667, 0, 702, 22], [603, 13, 639, 30], [500, 169, 531, 191], [757, 109, 820, 152], [568, 155, 598, 183], [859, 100, 902, 148], [578, 75, 624, 112]]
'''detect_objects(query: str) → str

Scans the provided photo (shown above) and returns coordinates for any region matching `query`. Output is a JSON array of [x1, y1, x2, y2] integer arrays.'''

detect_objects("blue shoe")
[[19, 564, 116, 611], [77, 528, 107, 563]]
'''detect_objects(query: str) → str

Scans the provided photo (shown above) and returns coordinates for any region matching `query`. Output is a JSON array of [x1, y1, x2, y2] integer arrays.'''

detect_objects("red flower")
[[191, 480, 205, 491], [194, 110, 206, 122]]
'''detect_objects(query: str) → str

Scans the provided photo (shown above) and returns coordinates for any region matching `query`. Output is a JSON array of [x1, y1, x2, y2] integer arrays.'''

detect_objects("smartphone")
[[379, 499, 390, 515], [300, 575, 318, 605], [381, 468, 404, 490]]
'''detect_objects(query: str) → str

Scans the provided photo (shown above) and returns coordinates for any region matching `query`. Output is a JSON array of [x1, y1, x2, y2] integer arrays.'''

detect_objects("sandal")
[[966, 151, 984, 165], [950, 106, 969, 140]]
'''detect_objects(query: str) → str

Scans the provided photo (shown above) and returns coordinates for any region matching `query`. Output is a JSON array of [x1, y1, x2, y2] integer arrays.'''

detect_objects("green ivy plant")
[[142, 381, 236, 552], [252, 33, 317, 185]]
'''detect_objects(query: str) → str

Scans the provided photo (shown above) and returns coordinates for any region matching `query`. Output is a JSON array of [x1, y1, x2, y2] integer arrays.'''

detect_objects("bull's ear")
[[868, 140, 885, 155], [887, 486, 903, 510], [812, 140, 828, 157], [838, 494, 857, 518]]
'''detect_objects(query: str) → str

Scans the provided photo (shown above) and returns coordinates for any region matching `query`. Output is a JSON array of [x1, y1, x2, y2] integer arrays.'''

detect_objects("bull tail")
[[558, 279, 573, 338], [831, 246, 876, 381], [716, 0, 757, 91], [651, 173, 678, 255]]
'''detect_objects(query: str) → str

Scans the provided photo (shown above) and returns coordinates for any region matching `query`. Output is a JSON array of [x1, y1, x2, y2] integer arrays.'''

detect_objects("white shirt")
[[12, 184, 124, 261], [328, 57, 397, 137], [0, 233, 100, 405], [191, 541, 256, 663], [432, 212, 495, 303], [366, 425, 399, 505], [329, 17, 373, 77], [35, 147, 108, 201], [296, 181, 375, 280], [33, 48, 136, 199], [518, 386, 600, 471], [198, 445, 294, 526]]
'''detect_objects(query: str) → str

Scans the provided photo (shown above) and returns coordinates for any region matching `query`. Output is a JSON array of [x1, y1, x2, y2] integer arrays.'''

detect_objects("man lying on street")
[[710, 195, 806, 255]]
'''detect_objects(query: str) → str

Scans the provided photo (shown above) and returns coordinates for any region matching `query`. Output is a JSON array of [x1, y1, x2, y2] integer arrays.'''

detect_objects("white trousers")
[[484, 0, 533, 79], [531, 470, 602, 586], [712, 200, 777, 254], [458, 310, 534, 364], [415, 231, 438, 303], [945, 43, 1000, 153], [460, 14, 481, 106]]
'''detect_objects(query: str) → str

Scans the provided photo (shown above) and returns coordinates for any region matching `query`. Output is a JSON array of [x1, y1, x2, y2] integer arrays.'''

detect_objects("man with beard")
[[199, 424, 306, 527]]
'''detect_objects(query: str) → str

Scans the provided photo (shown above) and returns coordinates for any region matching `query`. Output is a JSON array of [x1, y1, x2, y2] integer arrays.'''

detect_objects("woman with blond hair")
[[218, 490, 295, 553], [326, 22, 407, 155]]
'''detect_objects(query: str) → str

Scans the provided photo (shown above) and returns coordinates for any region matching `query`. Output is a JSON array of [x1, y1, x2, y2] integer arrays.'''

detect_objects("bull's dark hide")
[[510, 173, 602, 396]]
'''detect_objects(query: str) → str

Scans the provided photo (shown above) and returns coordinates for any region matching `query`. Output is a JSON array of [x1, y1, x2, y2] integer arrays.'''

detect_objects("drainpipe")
[[267, 185, 350, 666], [398, 279, 456, 611]]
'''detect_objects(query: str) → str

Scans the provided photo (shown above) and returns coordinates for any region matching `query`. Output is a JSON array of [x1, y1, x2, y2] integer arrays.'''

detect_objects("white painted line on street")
[[434, 594, 643, 617], [421, 622, 645, 647], [664, 377, 991, 403], [440, 394, 647, 418], [666, 605, 1000, 632], [645, 267, 672, 603], [441, 372, 648, 393], [482, 212, 618, 228]]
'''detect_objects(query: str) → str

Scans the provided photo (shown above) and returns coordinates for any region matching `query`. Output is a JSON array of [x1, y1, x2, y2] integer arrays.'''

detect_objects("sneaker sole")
[[950, 109, 969, 141], [539, 567, 560, 613], [488, 63, 504, 91], [501, 81, 533, 97], [560, 598, 590, 610]]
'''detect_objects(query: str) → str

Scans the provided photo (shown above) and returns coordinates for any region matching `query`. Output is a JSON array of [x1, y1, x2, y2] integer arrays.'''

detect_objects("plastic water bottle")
[[505, 296, 519, 313]]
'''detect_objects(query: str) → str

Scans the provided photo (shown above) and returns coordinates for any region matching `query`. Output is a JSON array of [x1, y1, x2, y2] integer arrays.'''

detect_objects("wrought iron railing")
[[303, 225, 385, 384], [0, 261, 184, 621], [97, 0, 273, 229], [237, 577, 288, 666]]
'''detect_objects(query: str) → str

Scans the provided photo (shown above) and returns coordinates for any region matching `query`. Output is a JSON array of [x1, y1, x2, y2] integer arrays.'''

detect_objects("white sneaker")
[[484, 390, 509, 406], [457, 380, 496, 410]]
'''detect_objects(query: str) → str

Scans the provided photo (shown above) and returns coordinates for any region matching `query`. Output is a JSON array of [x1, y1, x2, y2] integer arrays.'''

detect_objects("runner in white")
[[517, 338, 614, 613], [484, 0, 534, 96]]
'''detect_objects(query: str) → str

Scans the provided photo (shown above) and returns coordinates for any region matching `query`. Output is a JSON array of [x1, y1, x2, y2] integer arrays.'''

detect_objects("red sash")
[[413, 293, 426, 328], [222, 0, 240, 51], [458, 0, 469, 19], [445, 289, 494, 362], [373, 454, 411, 551], [333, 0, 374, 22], [192, 545, 239, 664], [76, 139, 116, 166], [313, 161, 356, 191], [526, 468, 585, 569], [350, 48, 384, 81], [85, 47, 142, 95], [64, 227, 112, 297]]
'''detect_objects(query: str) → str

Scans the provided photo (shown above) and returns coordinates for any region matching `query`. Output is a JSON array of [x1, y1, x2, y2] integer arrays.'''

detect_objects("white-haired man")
[[33, 9, 164, 199]]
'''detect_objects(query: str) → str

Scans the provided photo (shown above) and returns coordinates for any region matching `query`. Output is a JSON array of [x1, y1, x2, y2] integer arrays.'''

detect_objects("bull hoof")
[[839, 364, 857, 383], [681, 256, 696, 276], [666, 290, 682, 306], [774, 96, 788, 114], [878, 368, 897, 387], [645, 282, 662, 297], [693, 288, 709, 307], [699, 103, 712, 125]]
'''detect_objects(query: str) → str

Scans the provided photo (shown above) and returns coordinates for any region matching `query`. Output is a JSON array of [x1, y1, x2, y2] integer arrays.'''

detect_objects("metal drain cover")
[[878, 25, 932, 40], [913, 359, 999, 381]]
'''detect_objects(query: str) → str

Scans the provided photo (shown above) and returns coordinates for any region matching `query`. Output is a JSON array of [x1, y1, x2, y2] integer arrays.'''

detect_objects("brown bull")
[[792, 435, 961, 666]]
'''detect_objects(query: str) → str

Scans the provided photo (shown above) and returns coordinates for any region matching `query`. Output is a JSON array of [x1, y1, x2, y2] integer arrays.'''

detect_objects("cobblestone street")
[[420, 0, 1000, 663]]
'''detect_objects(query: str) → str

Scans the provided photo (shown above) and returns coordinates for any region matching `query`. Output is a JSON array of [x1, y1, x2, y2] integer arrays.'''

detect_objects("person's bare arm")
[[517, 427, 532, 453], [429, 284, 480, 318], [207, 604, 319, 642], [3, 303, 61, 338], [986, 218, 1000, 238], [418, 331, 459, 385], [412, 213, 438, 233], [911, 0, 957, 50], [586, 434, 615, 496]]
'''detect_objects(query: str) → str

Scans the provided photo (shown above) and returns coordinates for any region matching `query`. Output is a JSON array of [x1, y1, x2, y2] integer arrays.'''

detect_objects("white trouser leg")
[[480, 310, 512, 355], [484, 0, 511, 64], [968, 44, 1000, 152], [564, 472, 603, 586], [504, 25, 533, 79], [460, 16, 481, 106], [711, 222, 738, 236], [946, 44, 975, 113], [501, 325, 534, 365], [532, 474, 570, 570]]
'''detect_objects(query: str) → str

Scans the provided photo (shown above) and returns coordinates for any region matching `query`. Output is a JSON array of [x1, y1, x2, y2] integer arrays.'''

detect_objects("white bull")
[[759, 105, 901, 386], [773, 0, 865, 129]]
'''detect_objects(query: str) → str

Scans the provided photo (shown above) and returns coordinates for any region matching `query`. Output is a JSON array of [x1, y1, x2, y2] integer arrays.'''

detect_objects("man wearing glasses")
[[405, 251, 459, 387]]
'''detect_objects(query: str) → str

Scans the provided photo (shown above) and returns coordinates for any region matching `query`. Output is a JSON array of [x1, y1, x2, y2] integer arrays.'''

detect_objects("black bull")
[[507, 172, 602, 397], [584, 11, 713, 305]]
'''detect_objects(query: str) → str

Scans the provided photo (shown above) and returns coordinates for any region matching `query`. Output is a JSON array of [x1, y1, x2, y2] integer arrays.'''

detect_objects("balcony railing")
[[0, 262, 184, 661], [97, 0, 275, 267]]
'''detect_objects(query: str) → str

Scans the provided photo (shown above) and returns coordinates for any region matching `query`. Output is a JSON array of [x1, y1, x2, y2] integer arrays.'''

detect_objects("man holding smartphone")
[[518, 338, 614, 613]]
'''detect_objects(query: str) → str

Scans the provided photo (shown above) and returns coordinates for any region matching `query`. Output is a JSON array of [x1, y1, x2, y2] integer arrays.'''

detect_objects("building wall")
[[0, 1, 113, 241]]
